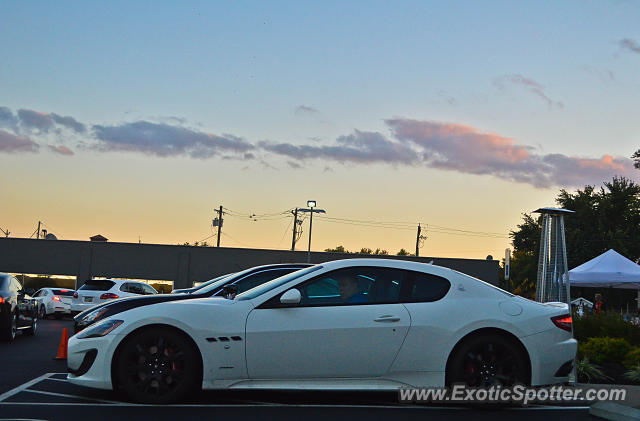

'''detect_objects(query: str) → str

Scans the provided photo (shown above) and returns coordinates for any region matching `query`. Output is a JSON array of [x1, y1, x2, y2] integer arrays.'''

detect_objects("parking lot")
[[0, 319, 598, 420]]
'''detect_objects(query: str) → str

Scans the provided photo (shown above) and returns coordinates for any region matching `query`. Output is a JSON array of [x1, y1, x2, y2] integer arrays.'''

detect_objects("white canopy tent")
[[569, 249, 640, 289]]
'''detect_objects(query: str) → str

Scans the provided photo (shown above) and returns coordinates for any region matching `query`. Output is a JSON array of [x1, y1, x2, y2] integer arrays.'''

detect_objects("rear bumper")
[[521, 330, 577, 386], [71, 302, 98, 312]]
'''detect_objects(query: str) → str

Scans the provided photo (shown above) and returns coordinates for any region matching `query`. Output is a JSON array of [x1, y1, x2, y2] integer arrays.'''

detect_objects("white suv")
[[71, 279, 157, 313]]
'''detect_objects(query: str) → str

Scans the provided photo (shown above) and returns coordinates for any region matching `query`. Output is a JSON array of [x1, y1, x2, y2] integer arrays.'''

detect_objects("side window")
[[232, 269, 293, 294], [295, 267, 406, 306], [401, 271, 451, 303], [34, 290, 43, 297], [129, 283, 145, 294], [119, 283, 131, 293], [142, 284, 157, 295]]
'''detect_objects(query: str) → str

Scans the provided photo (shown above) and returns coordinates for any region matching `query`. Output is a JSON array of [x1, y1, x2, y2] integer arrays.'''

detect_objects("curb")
[[590, 402, 640, 420]]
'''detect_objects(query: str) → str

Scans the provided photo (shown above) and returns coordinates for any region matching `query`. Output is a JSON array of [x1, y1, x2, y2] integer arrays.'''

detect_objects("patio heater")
[[534, 208, 575, 303]]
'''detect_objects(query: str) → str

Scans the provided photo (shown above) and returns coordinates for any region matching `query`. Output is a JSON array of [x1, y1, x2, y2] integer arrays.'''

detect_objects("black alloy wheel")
[[447, 334, 528, 388], [39, 305, 46, 319], [116, 327, 200, 404]]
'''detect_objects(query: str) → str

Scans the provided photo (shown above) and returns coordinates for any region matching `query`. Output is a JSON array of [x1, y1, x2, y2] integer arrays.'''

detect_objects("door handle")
[[374, 315, 400, 323]]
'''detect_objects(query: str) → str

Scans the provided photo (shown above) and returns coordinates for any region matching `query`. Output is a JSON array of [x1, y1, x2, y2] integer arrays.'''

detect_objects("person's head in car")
[[337, 274, 367, 304]]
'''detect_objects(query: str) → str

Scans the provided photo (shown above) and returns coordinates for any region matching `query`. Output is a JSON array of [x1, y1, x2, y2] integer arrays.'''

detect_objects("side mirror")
[[280, 288, 301, 305]]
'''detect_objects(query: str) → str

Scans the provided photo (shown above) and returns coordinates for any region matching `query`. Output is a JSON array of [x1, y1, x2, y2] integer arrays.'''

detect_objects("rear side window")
[[52, 289, 75, 296], [401, 271, 451, 303], [120, 283, 145, 294], [79, 280, 116, 291], [141, 284, 157, 294]]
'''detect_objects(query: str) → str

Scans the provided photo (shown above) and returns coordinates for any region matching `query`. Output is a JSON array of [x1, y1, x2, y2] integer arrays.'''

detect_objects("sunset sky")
[[1, 1, 639, 260]]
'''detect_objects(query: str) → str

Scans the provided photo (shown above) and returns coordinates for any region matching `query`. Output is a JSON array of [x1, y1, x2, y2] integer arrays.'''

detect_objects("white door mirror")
[[280, 288, 302, 305]]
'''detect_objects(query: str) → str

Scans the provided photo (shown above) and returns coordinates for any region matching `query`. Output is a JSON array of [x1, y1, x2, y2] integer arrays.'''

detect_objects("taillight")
[[0, 296, 4, 304], [100, 293, 119, 300], [52, 296, 61, 302], [551, 314, 572, 332], [73, 292, 78, 299]]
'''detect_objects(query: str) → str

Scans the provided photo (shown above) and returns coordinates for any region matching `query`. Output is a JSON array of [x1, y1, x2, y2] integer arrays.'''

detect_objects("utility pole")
[[415, 223, 427, 257], [215, 206, 223, 247], [291, 208, 298, 251], [37, 221, 41, 239]]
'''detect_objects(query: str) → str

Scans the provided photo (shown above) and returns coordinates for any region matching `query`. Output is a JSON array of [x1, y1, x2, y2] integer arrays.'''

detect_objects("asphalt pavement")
[[0, 318, 597, 420]]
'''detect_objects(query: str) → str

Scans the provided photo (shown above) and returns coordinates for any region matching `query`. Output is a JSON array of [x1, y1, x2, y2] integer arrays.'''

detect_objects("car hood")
[[73, 292, 216, 331]]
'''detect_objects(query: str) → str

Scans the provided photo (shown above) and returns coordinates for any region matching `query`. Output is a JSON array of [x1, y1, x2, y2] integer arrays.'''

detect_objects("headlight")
[[79, 307, 110, 324], [76, 319, 124, 339]]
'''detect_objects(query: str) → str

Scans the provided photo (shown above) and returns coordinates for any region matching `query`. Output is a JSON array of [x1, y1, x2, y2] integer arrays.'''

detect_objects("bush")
[[576, 357, 612, 383], [579, 337, 632, 364], [574, 312, 640, 346], [624, 348, 640, 368]]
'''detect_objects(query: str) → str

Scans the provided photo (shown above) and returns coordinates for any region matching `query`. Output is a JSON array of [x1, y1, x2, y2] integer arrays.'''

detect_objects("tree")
[[507, 176, 640, 298], [632, 149, 640, 169], [325, 245, 349, 253], [397, 248, 410, 256]]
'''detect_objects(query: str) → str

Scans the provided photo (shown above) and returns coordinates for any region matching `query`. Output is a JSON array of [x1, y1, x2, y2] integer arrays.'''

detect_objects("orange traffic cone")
[[55, 328, 69, 360]]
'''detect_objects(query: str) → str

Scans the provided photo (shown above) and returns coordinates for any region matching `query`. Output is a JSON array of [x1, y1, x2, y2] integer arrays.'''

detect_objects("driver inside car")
[[337, 275, 367, 304]]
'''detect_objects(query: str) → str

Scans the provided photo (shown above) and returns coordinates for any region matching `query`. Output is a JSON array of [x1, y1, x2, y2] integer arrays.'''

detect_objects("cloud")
[[91, 121, 254, 159], [619, 38, 640, 54], [50, 113, 86, 133], [295, 105, 319, 115], [48, 145, 74, 156], [386, 118, 634, 188], [0, 107, 18, 131], [17, 109, 54, 132], [260, 130, 418, 165], [494, 74, 564, 109], [12, 108, 86, 134], [260, 118, 634, 188], [0, 130, 40, 153]]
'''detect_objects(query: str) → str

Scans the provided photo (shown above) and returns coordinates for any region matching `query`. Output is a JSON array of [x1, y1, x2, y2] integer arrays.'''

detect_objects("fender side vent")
[[231, 336, 242, 341], [206, 337, 217, 342], [218, 336, 230, 342]]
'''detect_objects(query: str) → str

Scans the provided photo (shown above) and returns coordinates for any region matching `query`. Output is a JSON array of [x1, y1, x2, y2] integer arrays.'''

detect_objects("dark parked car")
[[73, 263, 312, 333], [0, 273, 38, 341]]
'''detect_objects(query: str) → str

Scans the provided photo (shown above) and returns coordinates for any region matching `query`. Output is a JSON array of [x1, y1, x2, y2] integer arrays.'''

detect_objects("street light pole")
[[307, 205, 314, 263], [298, 200, 324, 263]]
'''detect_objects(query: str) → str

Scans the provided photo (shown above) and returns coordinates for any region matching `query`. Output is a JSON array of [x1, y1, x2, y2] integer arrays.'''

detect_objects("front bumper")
[[67, 333, 121, 390]]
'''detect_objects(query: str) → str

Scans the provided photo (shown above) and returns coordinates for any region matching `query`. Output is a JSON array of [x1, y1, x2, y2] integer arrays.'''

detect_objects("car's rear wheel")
[[447, 334, 528, 387], [115, 327, 200, 404], [25, 313, 37, 336], [1, 312, 18, 342], [39, 305, 46, 319]]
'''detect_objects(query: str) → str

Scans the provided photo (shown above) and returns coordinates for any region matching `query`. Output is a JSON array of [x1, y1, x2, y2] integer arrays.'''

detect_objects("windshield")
[[195, 271, 249, 294], [187, 273, 234, 292], [79, 280, 115, 291], [236, 265, 323, 300]]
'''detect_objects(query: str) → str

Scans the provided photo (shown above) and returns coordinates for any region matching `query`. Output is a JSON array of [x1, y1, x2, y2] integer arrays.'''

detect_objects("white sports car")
[[67, 259, 576, 404]]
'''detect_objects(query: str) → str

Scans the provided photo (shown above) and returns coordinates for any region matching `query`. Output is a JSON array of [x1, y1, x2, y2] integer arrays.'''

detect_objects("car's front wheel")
[[447, 333, 529, 387], [115, 327, 200, 404]]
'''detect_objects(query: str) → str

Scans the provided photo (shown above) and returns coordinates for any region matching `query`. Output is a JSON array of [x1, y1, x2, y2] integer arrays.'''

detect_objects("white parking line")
[[21, 389, 123, 404], [0, 373, 55, 403]]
